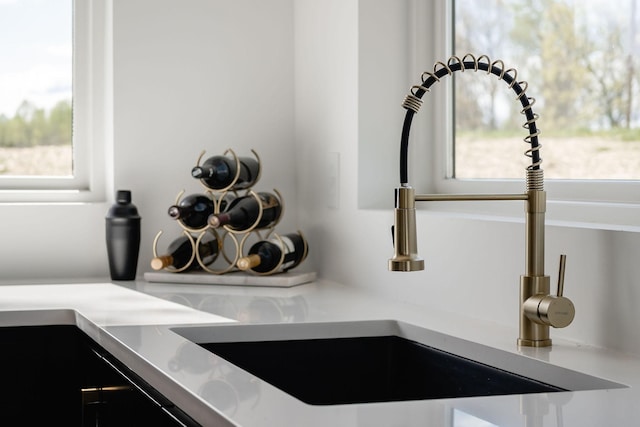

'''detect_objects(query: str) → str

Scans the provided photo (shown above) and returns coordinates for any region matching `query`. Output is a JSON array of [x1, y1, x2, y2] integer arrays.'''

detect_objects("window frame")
[[419, 0, 640, 231], [0, 0, 111, 203]]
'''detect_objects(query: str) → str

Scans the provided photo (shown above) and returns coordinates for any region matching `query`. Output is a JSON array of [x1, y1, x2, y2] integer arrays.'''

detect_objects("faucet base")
[[517, 338, 552, 347], [519, 275, 551, 346]]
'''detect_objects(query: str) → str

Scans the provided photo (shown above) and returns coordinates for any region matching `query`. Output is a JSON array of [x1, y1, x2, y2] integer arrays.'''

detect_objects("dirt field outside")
[[0, 145, 73, 176], [455, 136, 640, 180]]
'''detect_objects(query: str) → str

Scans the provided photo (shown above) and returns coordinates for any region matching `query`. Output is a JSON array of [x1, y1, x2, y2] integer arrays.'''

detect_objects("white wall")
[[112, 0, 297, 274]]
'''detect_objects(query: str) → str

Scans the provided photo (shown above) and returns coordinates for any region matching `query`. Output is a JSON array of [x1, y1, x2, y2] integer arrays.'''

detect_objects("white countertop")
[[0, 278, 638, 426]]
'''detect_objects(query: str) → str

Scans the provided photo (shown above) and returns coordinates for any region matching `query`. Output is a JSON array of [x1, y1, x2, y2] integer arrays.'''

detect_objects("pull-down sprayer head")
[[389, 186, 424, 272]]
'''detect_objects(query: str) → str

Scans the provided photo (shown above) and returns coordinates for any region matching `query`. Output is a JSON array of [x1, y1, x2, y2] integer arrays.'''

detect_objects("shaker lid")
[[116, 190, 132, 204], [107, 189, 140, 219]]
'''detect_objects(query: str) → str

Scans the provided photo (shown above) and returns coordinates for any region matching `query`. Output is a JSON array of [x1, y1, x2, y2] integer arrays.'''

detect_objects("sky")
[[0, 0, 72, 117]]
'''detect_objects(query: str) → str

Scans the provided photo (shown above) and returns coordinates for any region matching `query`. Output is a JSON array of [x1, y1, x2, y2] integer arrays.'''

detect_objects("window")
[[422, 0, 640, 230], [454, 0, 640, 181], [0, 0, 72, 176], [0, 0, 110, 202]]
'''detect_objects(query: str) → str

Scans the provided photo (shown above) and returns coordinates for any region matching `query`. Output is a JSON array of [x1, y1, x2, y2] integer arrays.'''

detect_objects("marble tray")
[[143, 270, 317, 288]]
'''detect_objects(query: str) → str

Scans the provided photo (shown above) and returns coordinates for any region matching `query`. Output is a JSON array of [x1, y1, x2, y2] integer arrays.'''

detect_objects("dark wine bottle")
[[150, 234, 219, 271], [168, 193, 215, 230], [216, 192, 234, 213], [194, 232, 221, 268], [208, 191, 282, 232], [237, 231, 308, 274], [191, 155, 260, 190]]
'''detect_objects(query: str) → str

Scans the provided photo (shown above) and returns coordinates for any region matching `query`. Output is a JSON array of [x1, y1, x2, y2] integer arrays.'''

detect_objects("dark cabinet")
[[0, 325, 199, 426]]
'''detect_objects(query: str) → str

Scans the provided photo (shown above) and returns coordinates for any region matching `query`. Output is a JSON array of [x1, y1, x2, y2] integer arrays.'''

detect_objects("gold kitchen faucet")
[[389, 54, 575, 347]]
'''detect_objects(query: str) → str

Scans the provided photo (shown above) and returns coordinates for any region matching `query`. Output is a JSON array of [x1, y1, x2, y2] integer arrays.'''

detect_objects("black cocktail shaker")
[[106, 190, 141, 280]]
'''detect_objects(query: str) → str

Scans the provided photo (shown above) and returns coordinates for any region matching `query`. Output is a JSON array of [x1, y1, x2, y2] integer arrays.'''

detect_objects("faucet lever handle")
[[557, 254, 567, 297], [540, 254, 574, 328]]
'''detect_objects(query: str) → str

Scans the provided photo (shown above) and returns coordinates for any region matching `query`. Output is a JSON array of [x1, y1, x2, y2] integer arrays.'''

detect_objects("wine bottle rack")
[[150, 148, 310, 279]]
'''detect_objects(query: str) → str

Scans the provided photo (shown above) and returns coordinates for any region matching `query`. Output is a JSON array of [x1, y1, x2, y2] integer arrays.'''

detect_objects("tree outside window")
[[454, 0, 640, 180]]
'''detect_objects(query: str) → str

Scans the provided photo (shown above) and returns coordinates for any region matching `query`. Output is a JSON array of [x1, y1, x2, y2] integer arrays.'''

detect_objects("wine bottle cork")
[[237, 254, 262, 271], [150, 255, 174, 270]]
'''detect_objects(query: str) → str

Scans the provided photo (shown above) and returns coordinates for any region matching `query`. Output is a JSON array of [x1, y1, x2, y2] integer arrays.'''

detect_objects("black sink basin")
[[200, 335, 564, 405], [172, 320, 624, 406]]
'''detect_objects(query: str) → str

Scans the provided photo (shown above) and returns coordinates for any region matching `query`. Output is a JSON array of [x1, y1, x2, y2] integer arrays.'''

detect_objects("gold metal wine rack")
[[151, 148, 306, 276]]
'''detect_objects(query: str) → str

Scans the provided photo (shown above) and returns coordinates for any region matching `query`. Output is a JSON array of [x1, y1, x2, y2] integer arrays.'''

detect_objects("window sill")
[[0, 189, 106, 204], [415, 199, 640, 233]]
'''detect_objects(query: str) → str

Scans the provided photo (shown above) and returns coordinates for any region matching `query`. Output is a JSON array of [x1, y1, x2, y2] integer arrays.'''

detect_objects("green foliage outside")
[[0, 99, 72, 148], [455, 0, 640, 140]]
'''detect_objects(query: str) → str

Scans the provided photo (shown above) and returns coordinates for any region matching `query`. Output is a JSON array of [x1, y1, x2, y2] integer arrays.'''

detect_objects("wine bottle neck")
[[167, 206, 182, 219], [209, 212, 230, 228], [191, 166, 206, 179]]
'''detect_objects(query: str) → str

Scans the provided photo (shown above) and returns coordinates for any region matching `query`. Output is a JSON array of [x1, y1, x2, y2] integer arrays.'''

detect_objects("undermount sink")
[[172, 320, 625, 405]]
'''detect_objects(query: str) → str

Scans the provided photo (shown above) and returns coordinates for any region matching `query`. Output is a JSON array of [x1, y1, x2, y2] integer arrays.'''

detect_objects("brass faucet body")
[[519, 189, 552, 347]]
